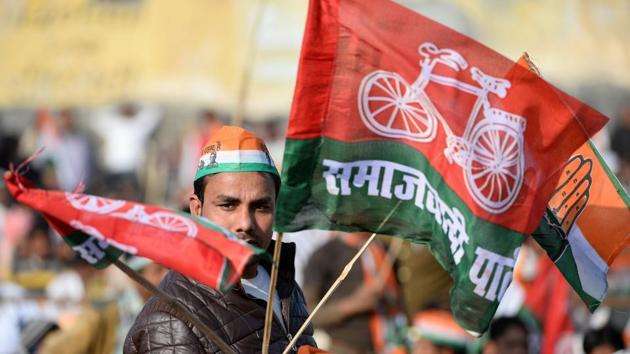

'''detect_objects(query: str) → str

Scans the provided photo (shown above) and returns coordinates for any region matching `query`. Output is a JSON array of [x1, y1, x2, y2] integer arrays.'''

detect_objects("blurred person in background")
[[409, 309, 471, 354], [15, 108, 93, 192], [34, 257, 119, 354], [12, 225, 53, 272], [482, 316, 529, 354], [91, 102, 162, 201], [583, 325, 626, 354], [176, 109, 223, 210], [11, 219, 60, 290], [51, 108, 93, 192], [114, 257, 169, 354], [0, 282, 46, 354], [303, 232, 408, 354]]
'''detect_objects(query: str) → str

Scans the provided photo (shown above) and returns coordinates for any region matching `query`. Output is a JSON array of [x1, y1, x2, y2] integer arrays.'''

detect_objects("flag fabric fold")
[[4, 170, 264, 292], [275, 0, 608, 334]]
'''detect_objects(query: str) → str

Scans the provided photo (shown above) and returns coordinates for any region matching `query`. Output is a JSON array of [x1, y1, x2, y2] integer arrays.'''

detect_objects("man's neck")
[[241, 262, 259, 279]]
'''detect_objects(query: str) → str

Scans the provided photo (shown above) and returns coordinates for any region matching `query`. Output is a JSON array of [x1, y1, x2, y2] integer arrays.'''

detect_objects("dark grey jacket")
[[123, 241, 316, 353]]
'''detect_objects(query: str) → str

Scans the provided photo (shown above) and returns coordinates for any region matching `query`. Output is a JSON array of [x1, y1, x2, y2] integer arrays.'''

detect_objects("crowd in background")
[[0, 103, 629, 354]]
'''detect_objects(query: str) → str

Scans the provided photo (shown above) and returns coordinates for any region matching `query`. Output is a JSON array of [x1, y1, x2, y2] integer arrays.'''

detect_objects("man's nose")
[[233, 207, 255, 234]]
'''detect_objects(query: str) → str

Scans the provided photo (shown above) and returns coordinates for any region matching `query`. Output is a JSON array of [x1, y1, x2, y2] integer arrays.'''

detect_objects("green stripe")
[[532, 210, 601, 310], [276, 137, 527, 333], [64, 231, 123, 269], [194, 162, 279, 181], [276, 137, 524, 243], [218, 259, 233, 292], [555, 246, 601, 310], [587, 140, 630, 207]]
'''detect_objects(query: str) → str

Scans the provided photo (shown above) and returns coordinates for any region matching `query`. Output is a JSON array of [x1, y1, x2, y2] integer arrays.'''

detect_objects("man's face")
[[492, 327, 528, 354], [190, 171, 276, 253]]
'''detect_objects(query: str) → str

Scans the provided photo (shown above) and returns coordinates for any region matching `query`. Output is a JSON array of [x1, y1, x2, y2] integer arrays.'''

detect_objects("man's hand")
[[304, 281, 384, 327], [548, 155, 592, 235], [339, 282, 384, 316]]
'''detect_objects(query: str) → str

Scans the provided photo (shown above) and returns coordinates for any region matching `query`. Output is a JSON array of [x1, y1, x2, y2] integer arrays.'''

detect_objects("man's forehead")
[[205, 172, 275, 199]]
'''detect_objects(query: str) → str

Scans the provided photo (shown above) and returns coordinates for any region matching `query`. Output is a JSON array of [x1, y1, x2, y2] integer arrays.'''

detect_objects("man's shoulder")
[[168, 270, 241, 303], [309, 238, 351, 263]]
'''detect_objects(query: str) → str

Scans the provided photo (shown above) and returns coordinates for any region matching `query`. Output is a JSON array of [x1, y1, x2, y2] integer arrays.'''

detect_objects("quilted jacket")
[[123, 241, 316, 354]]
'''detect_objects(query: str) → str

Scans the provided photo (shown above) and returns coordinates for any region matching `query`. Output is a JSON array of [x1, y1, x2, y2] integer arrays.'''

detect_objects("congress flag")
[[515, 54, 630, 311], [534, 135, 630, 310]]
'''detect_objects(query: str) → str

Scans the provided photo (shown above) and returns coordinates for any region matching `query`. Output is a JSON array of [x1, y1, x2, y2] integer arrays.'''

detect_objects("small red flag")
[[4, 169, 264, 291]]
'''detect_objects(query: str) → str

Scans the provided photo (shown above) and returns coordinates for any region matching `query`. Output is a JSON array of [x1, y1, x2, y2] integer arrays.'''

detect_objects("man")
[[303, 232, 407, 354], [582, 325, 625, 354], [482, 317, 529, 354], [410, 309, 472, 354], [124, 126, 316, 353]]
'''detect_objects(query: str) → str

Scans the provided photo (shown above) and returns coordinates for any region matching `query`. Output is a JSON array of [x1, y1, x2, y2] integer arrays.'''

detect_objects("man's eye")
[[256, 204, 273, 212], [219, 204, 236, 210]]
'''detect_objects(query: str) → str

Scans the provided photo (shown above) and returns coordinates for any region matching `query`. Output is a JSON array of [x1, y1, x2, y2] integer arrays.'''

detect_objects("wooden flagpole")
[[280, 201, 402, 354], [262, 232, 284, 354], [113, 259, 236, 354]]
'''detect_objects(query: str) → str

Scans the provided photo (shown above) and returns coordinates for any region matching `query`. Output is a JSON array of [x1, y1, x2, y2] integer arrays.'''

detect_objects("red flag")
[[524, 256, 574, 354], [4, 170, 264, 291], [276, 0, 608, 334], [283, 0, 608, 235]]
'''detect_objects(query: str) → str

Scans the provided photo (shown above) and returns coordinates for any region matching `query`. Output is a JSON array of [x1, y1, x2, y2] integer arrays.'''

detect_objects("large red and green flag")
[[275, 0, 608, 334], [4, 169, 264, 292]]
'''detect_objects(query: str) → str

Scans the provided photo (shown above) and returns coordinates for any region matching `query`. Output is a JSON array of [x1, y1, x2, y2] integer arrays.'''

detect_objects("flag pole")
[[113, 259, 237, 354], [262, 232, 284, 354], [280, 201, 402, 354]]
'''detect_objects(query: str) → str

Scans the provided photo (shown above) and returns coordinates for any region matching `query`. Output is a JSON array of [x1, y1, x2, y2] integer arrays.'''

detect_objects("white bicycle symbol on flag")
[[65, 194, 198, 238], [358, 42, 526, 214]]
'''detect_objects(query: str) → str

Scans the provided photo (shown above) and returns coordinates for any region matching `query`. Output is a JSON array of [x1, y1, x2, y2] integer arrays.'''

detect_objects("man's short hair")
[[489, 316, 528, 341], [583, 325, 624, 354]]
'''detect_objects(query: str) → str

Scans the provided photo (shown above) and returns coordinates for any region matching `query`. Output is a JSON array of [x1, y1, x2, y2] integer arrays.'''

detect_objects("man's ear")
[[189, 194, 202, 217]]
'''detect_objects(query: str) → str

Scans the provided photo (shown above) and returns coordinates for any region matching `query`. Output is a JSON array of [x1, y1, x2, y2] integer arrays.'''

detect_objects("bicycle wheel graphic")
[[358, 70, 436, 142], [66, 193, 125, 214], [147, 212, 198, 238], [464, 121, 524, 214]]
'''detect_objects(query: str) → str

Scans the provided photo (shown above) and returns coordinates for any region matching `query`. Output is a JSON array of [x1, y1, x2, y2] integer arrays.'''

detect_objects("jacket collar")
[[258, 240, 297, 299]]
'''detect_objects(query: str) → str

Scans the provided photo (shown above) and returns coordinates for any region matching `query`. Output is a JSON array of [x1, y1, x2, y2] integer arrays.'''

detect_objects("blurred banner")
[[0, 0, 306, 118]]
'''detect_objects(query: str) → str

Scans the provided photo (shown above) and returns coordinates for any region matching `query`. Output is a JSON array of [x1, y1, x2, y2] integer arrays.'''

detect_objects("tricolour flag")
[[4, 169, 264, 292], [516, 54, 630, 312], [533, 124, 630, 310], [275, 0, 608, 334]]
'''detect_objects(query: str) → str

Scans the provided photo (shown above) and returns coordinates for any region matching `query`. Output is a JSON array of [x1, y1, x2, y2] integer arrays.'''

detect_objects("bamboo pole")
[[113, 259, 236, 354], [262, 232, 284, 354], [280, 201, 402, 354]]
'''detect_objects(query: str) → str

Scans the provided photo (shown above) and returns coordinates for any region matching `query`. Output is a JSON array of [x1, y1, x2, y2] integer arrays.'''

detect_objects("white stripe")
[[199, 150, 275, 166], [568, 224, 608, 301]]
